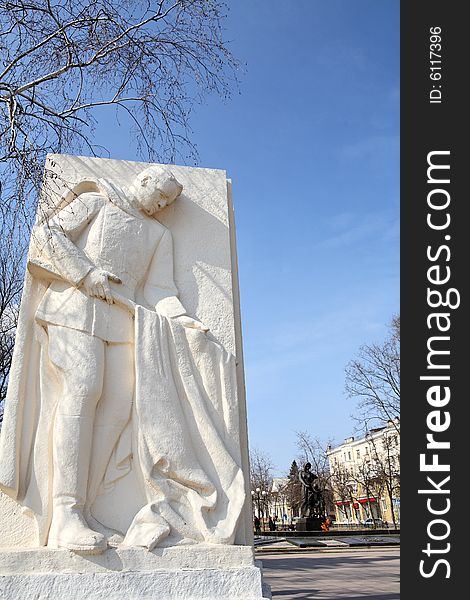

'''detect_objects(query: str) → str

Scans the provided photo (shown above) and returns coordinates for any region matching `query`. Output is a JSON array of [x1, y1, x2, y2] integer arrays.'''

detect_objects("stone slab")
[[286, 538, 328, 548], [287, 537, 349, 548], [253, 536, 287, 547], [313, 538, 349, 547], [0, 545, 271, 599], [336, 536, 400, 546], [0, 491, 37, 548], [256, 541, 294, 551], [0, 544, 254, 575], [0, 568, 269, 600]]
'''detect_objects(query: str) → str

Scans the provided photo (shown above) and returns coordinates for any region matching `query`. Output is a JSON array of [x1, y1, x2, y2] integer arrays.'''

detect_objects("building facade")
[[251, 476, 299, 531], [269, 477, 291, 525], [327, 421, 400, 527]]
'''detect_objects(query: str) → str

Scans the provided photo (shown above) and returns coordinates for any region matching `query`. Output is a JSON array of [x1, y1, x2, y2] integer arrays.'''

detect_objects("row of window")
[[333, 446, 370, 464], [332, 437, 400, 465]]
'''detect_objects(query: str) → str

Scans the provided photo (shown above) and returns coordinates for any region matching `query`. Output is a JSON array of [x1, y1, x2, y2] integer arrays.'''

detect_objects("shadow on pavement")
[[272, 592, 399, 600], [260, 549, 400, 600]]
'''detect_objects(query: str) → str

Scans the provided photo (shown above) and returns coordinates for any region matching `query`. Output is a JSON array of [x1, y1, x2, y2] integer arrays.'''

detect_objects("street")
[[260, 548, 400, 600]]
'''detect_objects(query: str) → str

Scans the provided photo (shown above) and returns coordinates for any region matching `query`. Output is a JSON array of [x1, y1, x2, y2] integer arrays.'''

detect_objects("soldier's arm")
[[143, 228, 186, 318], [33, 193, 103, 286], [143, 228, 208, 331]]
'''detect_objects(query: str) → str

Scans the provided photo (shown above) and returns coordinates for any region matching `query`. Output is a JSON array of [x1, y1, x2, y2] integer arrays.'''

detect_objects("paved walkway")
[[259, 548, 400, 600]]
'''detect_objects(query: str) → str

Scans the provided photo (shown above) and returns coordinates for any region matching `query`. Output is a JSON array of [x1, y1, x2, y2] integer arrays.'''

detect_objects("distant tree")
[[295, 431, 334, 516], [288, 460, 299, 479], [0, 213, 25, 419], [366, 429, 400, 529], [345, 316, 400, 433], [0, 1, 239, 417], [286, 460, 301, 517], [249, 448, 274, 523], [295, 431, 332, 476], [329, 464, 357, 523], [249, 447, 274, 493], [350, 458, 379, 524]]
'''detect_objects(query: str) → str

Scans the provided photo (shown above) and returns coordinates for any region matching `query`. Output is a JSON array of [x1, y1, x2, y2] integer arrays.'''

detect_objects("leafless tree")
[[0, 1, 239, 417], [0, 0, 239, 221], [0, 212, 25, 419], [366, 429, 400, 529], [329, 464, 357, 522], [249, 447, 274, 493], [295, 431, 334, 515], [295, 431, 332, 477], [249, 447, 274, 526], [350, 458, 379, 524], [286, 460, 301, 518], [345, 316, 400, 433]]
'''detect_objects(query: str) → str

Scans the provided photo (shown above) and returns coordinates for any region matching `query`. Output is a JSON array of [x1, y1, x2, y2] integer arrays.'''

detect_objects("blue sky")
[[97, 0, 399, 475]]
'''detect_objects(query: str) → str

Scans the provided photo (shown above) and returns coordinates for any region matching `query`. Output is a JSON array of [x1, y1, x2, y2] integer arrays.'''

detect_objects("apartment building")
[[327, 421, 400, 526]]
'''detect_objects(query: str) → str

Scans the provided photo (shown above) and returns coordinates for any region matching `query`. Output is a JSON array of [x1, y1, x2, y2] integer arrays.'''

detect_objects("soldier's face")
[[140, 192, 168, 216], [137, 177, 182, 216]]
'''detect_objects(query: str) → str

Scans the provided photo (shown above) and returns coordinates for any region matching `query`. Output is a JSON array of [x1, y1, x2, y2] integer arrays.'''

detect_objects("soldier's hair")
[[133, 166, 183, 202]]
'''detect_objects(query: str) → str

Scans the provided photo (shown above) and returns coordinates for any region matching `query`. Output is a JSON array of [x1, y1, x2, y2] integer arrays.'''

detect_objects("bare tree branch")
[[1, 0, 240, 222], [345, 316, 400, 432], [294, 432, 335, 516], [249, 447, 274, 493], [0, 0, 240, 415], [0, 212, 26, 418]]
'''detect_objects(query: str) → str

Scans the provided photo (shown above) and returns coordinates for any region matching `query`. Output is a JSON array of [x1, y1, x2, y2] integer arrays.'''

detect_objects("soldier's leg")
[[46, 325, 107, 552], [86, 342, 134, 520]]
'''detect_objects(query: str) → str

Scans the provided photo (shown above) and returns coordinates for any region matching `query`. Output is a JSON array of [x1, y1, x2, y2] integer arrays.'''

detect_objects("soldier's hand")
[[82, 269, 121, 304], [176, 315, 209, 333]]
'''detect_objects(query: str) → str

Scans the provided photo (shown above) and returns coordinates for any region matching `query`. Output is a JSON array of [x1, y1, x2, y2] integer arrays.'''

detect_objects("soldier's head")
[[131, 166, 183, 216]]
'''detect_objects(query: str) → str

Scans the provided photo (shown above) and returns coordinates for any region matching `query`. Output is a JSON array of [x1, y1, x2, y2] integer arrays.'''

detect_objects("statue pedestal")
[[295, 516, 324, 532], [0, 545, 271, 599]]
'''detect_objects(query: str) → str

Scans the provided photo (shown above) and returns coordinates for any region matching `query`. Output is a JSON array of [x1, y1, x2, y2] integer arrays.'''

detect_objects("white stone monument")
[[0, 155, 270, 599]]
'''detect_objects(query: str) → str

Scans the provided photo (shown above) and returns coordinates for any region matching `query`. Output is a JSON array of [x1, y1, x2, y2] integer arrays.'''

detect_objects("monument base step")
[[0, 544, 271, 599], [295, 516, 324, 531]]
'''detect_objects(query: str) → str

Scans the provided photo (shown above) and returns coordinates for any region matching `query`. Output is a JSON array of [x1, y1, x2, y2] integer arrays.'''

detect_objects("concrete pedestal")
[[0, 545, 271, 599], [295, 516, 324, 532]]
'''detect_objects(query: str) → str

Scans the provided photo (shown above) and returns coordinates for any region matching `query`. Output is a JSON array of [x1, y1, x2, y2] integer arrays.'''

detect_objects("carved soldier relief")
[[0, 156, 249, 554]]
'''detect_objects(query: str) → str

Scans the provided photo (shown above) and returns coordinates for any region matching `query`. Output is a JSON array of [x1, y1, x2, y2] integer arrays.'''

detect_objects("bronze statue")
[[299, 462, 322, 518]]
